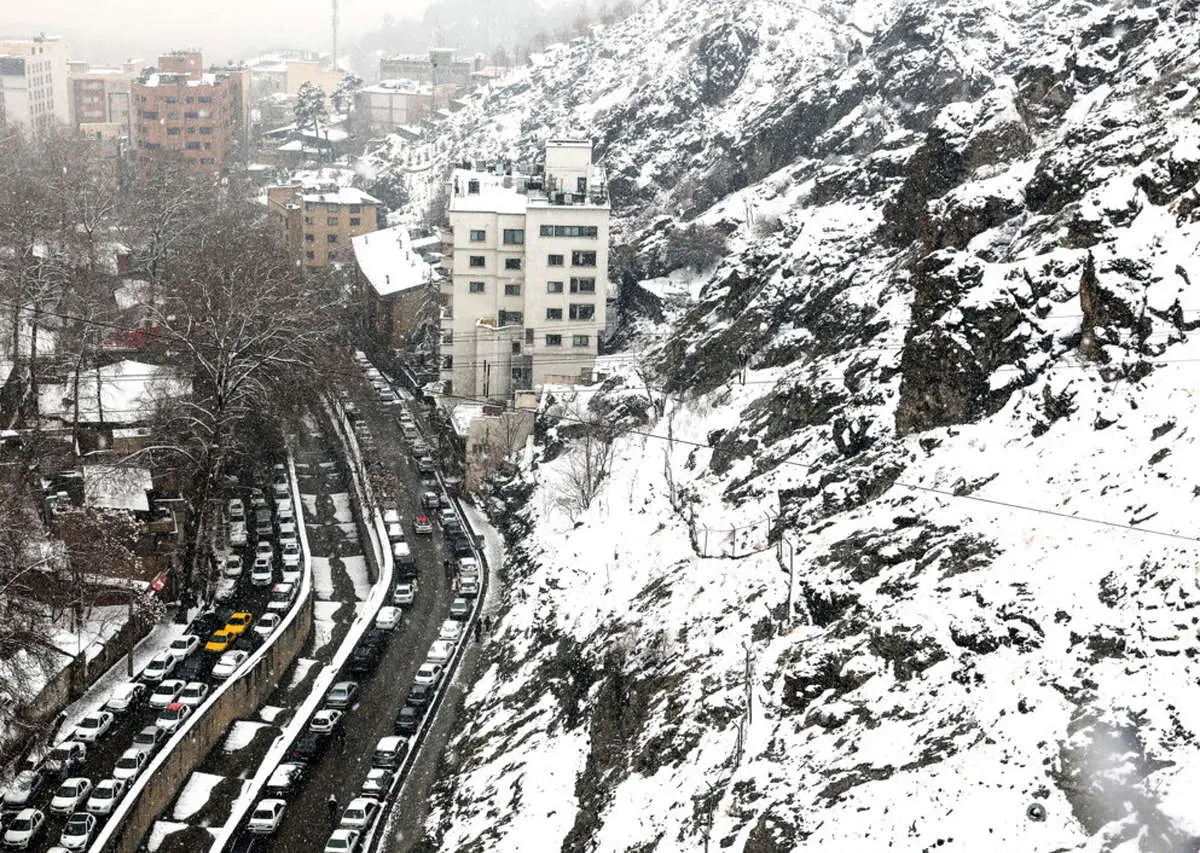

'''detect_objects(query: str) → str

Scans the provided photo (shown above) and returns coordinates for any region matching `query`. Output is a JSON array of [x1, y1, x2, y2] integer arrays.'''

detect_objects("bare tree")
[[553, 407, 616, 521]]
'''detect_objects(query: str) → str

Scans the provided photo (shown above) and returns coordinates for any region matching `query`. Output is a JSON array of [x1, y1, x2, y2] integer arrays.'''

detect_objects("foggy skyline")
[[1, 0, 434, 66]]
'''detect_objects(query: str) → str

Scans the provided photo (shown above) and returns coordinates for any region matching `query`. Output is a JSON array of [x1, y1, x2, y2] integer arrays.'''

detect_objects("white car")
[[425, 640, 454, 664], [167, 634, 201, 661], [251, 555, 274, 586], [375, 606, 402, 631], [457, 557, 479, 578], [3, 808, 45, 848], [276, 501, 295, 521], [215, 577, 238, 602], [392, 582, 415, 607], [281, 541, 300, 568], [391, 541, 411, 561], [102, 681, 146, 715], [148, 679, 185, 709], [58, 812, 97, 850], [255, 541, 274, 561], [84, 778, 125, 815], [360, 768, 394, 798], [438, 619, 463, 642], [309, 709, 343, 734], [44, 741, 86, 775], [49, 778, 92, 814], [382, 508, 401, 526], [156, 702, 192, 734], [228, 498, 245, 520], [222, 554, 243, 579], [268, 582, 297, 612], [229, 521, 247, 547], [254, 612, 281, 638], [212, 650, 248, 680], [459, 576, 480, 597], [142, 653, 177, 683], [178, 681, 210, 707], [272, 480, 290, 499], [247, 798, 286, 835], [339, 797, 380, 830], [278, 521, 297, 542], [413, 662, 443, 686], [3, 771, 43, 809], [112, 748, 147, 782], [73, 710, 114, 743], [324, 828, 361, 853]]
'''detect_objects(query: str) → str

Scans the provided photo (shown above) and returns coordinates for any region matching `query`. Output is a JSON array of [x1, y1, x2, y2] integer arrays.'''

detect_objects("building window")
[[504, 283, 521, 296], [502, 229, 524, 244], [350, 217, 361, 226], [165, 96, 178, 104], [442, 331, 453, 345], [326, 203, 338, 212], [504, 258, 521, 270], [305, 234, 315, 242], [166, 127, 181, 135], [569, 304, 595, 321], [199, 126, 212, 134], [572, 334, 590, 347], [512, 341, 522, 354], [306, 251, 315, 260], [185, 141, 200, 150], [305, 202, 314, 212], [469, 256, 485, 268], [539, 224, 598, 238], [545, 334, 563, 346], [572, 250, 597, 267], [525, 329, 534, 345], [327, 235, 338, 244], [499, 310, 524, 326], [200, 158, 215, 165], [350, 205, 361, 213], [546, 308, 562, 320], [468, 281, 485, 293], [469, 229, 485, 242], [328, 251, 339, 262], [327, 217, 339, 226], [570, 278, 596, 293], [547, 281, 564, 293], [304, 216, 314, 225], [547, 254, 564, 266], [141, 110, 158, 119], [198, 96, 212, 103], [184, 111, 198, 119]]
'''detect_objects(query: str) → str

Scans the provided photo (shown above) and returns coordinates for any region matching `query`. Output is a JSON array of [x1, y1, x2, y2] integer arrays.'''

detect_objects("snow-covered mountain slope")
[[392, 1, 1200, 850]]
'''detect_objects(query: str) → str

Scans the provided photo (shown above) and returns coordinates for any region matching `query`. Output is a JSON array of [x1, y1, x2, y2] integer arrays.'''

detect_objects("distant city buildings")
[[353, 79, 434, 138], [247, 51, 345, 105], [66, 59, 140, 149], [132, 50, 249, 172], [0, 35, 70, 130], [442, 139, 610, 401]]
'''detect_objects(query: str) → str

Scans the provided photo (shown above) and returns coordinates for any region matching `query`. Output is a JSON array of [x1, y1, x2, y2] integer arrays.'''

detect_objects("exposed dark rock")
[[693, 23, 758, 105], [868, 623, 948, 681]]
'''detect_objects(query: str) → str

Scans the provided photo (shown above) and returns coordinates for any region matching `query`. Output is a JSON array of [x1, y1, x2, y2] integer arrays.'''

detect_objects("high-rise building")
[[0, 35, 70, 130], [131, 50, 247, 172], [443, 140, 610, 401]]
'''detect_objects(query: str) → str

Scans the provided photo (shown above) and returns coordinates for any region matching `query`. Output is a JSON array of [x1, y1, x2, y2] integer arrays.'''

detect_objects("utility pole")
[[331, 0, 339, 72]]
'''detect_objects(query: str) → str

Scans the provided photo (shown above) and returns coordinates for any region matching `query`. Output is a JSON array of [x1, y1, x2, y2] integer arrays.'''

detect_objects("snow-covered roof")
[[353, 225, 430, 297], [83, 465, 153, 512], [114, 279, 154, 311], [40, 360, 190, 425], [449, 169, 528, 214], [449, 402, 486, 437], [411, 235, 442, 250], [300, 186, 381, 207], [363, 79, 432, 95]]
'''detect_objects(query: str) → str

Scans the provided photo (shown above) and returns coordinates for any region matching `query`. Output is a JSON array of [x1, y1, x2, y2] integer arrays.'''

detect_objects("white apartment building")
[[442, 139, 609, 401], [0, 35, 70, 130]]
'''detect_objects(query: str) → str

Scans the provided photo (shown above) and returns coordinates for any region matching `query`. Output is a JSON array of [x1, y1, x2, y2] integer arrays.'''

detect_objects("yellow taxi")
[[205, 630, 234, 653], [224, 612, 253, 635]]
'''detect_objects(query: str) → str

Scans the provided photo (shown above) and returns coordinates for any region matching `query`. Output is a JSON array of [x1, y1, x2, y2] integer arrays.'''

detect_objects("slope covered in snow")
[[388, 1, 1200, 850]]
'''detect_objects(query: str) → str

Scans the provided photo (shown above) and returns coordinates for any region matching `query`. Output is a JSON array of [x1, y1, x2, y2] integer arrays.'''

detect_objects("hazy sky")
[[2, 0, 433, 65]]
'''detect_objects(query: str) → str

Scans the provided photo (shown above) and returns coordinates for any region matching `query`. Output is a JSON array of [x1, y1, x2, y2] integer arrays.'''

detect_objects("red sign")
[[150, 571, 169, 592]]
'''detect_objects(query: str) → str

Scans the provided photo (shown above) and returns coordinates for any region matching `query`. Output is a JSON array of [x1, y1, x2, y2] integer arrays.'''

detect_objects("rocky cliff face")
[[393, 0, 1200, 850]]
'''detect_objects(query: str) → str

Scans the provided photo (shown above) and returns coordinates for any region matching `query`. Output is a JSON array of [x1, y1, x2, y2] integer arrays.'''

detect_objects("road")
[[262, 383, 456, 851], [148, 418, 369, 852]]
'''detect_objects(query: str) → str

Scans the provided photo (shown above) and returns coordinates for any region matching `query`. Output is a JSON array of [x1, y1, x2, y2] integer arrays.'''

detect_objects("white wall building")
[[443, 139, 610, 401], [354, 79, 434, 137], [0, 35, 70, 130]]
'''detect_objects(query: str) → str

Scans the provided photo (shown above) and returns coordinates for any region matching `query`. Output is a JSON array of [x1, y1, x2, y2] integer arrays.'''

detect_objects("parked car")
[[176, 654, 213, 682], [416, 457, 436, 477], [392, 582, 416, 607], [281, 541, 300, 569], [268, 582, 297, 612], [425, 640, 454, 664], [254, 612, 281, 639], [141, 653, 177, 683], [382, 508, 401, 526], [276, 500, 294, 522], [459, 576, 480, 597], [255, 541, 273, 561], [360, 767, 395, 798], [413, 663, 443, 687], [404, 683, 433, 709], [102, 682, 146, 715], [263, 762, 306, 799], [43, 742, 86, 776], [437, 507, 457, 527], [148, 679, 185, 709], [449, 598, 470, 620], [375, 606, 402, 631], [412, 515, 433, 535], [177, 681, 210, 707], [58, 811, 96, 850], [168, 634, 201, 661], [347, 645, 380, 676], [2, 771, 46, 809], [323, 828, 360, 853], [395, 555, 418, 581], [308, 709, 343, 734], [49, 778, 92, 814], [3, 808, 45, 848], [251, 555, 274, 586], [84, 778, 125, 816], [247, 799, 286, 835], [206, 630, 235, 653], [156, 702, 192, 734], [229, 522, 247, 548], [272, 480, 290, 500], [224, 612, 253, 636], [451, 537, 474, 560], [457, 557, 479, 578], [285, 732, 327, 764], [132, 725, 167, 754], [339, 797, 380, 830], [386, 523, 405, 544], [420, 490, 439, 510], [212, 650, 248, 680], [72, 711, 114, 743], [393, 706, 420, 736], [228, 498, 245, 521], [249, 488, 267, 510], [278, 521, 297, 542], [357, 629, 389, 655], [324, 681, 359, 710], [112, 748, 147, 782], [254, 510, 273, 537], [438, 620, 463, 642], [222, 555, 244, 579], [391, 541, 410, 562]]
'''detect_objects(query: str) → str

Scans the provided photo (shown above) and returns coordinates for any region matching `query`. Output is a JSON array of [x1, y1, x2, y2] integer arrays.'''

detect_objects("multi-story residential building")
[[131, 50, 247, 172], [353, 79, 434, 137], [0, 35, 70, 130], [67, 59, 140, 145], [378, 48, 478, 107], [266, 181, 382, 268], [442, 139, 609, 401], [248, 53, 344, 103]]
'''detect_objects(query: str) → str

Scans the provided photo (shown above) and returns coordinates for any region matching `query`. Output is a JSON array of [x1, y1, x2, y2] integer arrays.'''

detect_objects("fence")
[[688, 509, 777, 558]]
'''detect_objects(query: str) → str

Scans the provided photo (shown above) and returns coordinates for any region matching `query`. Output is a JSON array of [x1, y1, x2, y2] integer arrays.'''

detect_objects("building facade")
[[0, 35, 70, 130], [354, 80, 434, 137], [442, 139, 609, 401], [267, 183, 382, 268], [131, 51, 247, 172], [67, 59, 140, 144], [379, 48, 477, 97]]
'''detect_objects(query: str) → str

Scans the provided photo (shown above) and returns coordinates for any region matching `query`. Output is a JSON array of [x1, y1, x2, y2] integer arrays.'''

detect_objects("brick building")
[[266, 182, 382, 268]]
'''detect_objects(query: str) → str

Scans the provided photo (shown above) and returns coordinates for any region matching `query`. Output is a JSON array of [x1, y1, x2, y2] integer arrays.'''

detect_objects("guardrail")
[[206, 398, 393, 851], [92, 451, 315, 853]]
